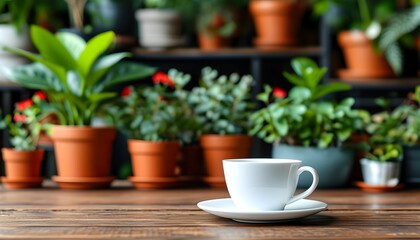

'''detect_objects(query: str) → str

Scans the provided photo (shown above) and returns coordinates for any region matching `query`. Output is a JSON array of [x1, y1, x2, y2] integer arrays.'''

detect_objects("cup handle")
[[287, 166, 319, 205]]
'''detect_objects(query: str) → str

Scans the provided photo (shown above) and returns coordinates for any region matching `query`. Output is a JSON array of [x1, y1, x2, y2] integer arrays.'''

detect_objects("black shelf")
[[333, 78, 420, 90], [132, 47, 323, 60]]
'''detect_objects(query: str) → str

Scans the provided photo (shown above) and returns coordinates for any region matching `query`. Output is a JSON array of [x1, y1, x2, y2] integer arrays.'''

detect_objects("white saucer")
[[197, 198, 327, 223]]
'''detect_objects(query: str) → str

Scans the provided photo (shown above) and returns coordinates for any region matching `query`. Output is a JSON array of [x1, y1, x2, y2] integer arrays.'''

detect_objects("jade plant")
[[188, 67, 255, 135], [1, 25, 155, 126], [250, 57, 369, 148]]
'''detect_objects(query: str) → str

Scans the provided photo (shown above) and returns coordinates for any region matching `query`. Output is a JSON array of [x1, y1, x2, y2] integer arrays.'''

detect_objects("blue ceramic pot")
[[272, 144, 354, 188]]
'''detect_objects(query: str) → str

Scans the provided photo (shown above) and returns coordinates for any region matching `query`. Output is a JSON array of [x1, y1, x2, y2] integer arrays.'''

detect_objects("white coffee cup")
[[223, 158, 319, 211]]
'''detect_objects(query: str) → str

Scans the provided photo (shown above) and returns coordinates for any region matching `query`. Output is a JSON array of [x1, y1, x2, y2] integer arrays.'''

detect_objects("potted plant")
[[249, 0, 307, 48], [358, 142, 403, 191], [250, 57, 370, 188], [363, 89, 420, 187], [313, 0, 399, 79], [396, 86, 420, 187], [135, 0, 193, 49], [0, 0, 60, 81], [2, 25, 156, 189], [188, 67, 255, 188], [108, 69, 193, 189], [0, 92, 47, 189], [195, 0, 238, 51]]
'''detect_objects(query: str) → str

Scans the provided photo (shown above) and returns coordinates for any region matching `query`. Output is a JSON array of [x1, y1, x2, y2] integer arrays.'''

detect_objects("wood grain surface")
[[0, 181, 419, 239]]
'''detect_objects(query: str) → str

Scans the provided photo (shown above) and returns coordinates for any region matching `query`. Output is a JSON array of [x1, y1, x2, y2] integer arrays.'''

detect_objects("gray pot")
[[360, 158, 401, 187], [403, 146, 420, 187], [135, 9, 185, 49], [272, 144, 354, 188]]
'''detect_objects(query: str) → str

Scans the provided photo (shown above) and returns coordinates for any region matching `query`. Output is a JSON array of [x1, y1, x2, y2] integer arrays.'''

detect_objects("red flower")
[[33, 91, 46, 101], [16, 99, 33, 111], [13, 114, 27, 122], [153, 72, 175, 88], [272, 87, 287, 99], [121, 86, 131, 97]]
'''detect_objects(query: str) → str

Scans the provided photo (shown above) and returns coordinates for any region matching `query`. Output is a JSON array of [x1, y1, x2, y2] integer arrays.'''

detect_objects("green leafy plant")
[[0, 91, 48, 150], [364, 143, 403, 162], [250, 57, 369, 148], [379, 3, 420, 75], [313, 0, 406, 75], [188, 67, 255, 135], [1, 25, 156, 126], [0, 0, 64, 32], [366, 86, 420, 148], [108, 69, 197, 142]]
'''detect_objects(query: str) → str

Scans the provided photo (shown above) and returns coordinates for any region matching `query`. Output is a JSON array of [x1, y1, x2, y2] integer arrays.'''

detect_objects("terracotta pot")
[[37, 114, 59, 146], [349, 132, 369, 182], [2, 148, 44, 178], [128, 140, 180, 178], [337, 31, 394, 79], [249, 0, 305, 47], [1, 148, 44, 189], [180, 144, 205, 178], [50, 126, 116, 189], [200, 134, 252, 187], [198, 33, 230, 51], [128, 140, 180, 189]]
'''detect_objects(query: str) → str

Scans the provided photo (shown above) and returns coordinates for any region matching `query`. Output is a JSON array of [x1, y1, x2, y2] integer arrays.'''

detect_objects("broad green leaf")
[[2, 46, 67, 88], [339, 97, 355, 107], [307, 67, 327, 90], [273, 118, 288, 136], [67, 70, 82, 96], [88, 92, 117, 102], [31, 25, 77, 70], [283, 72, 305, 86], [312, 82, 351, 100], [88, 52, 131, 87], [78, 31, 115, 77], [384, 43, 402, 76], [56, 32, 86, 59], [95, 62, 156, 92], [291, 57, 318, 77], [289, 86, 311, 101], [1, 63, 62, 91]]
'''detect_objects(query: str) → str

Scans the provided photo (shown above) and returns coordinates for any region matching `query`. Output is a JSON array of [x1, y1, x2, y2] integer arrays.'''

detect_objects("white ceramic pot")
[[0, 24, 32, 55], [135, 9, 184, 49], [0, 24, 32, 82], [360, 158, 401, 187]]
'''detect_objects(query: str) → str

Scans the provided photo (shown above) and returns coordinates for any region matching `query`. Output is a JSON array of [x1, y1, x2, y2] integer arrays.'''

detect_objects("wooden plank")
[[0, 184, 419, 239]]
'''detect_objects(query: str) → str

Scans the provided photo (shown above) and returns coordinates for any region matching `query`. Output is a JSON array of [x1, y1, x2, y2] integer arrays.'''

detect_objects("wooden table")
[[0, 181, 419, 239]]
